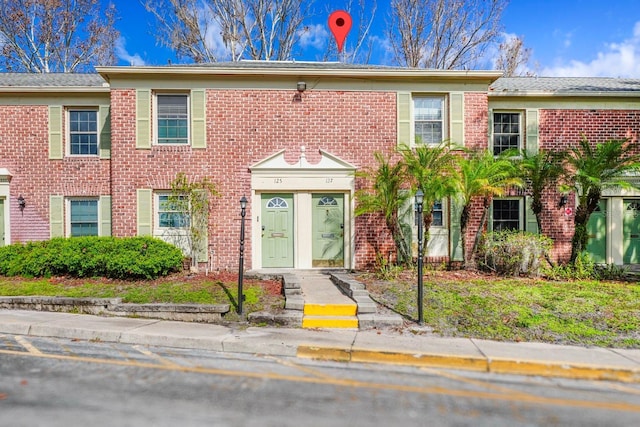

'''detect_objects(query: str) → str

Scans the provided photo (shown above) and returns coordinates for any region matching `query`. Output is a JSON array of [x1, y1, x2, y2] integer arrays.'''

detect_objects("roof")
[[96, 61, 504, 82], [0, 73, 108, 93], [491, 77, 640, 96]]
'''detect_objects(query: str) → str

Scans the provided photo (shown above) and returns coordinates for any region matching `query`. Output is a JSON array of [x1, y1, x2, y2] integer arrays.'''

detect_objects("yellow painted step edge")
[[304, 303, 357, 316], [302, 316, 359, 329]]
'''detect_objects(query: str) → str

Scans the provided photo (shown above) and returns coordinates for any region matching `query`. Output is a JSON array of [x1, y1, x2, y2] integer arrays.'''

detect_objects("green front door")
[[586, 200, 606, 263], [0, 198, 4, 247], [623, 200, 640, 264], [312, 194, 344, 267], [261, 194, 294, 268]]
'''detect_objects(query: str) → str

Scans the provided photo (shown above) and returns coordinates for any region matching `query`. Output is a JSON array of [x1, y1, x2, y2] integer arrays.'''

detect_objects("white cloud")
[[115, 37, 146, 66], [542, 21, 640, 77], [297, 24, 329, 50], [201, 11, 235, 60]]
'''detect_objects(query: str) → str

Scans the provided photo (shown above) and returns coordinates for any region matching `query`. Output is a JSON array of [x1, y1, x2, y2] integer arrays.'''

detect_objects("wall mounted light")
[[296, 81, 306, 92], [17, 195, 25, 212], [559, 195, 568, 207]]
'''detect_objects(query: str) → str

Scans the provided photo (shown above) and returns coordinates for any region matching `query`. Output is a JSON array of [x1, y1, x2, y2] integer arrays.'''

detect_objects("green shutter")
[[136, 89, 151, 149], [526, 109, 539, 155], [49, 195, 64, 238], [191, 89, 206, 149], [99, 196, 112, 236], [49, 106, 63, 159], [193, 189, 209, 262], [137, 189, 153, 236], [397, 92, 411, 146], [450, 92, 464, 146], [449, 197, 464, 261], [525, 197, 538, 233], [99, 105, 111, 159]]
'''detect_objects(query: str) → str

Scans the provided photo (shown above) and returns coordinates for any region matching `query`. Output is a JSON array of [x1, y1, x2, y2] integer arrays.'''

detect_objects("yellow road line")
[[15, 336, 42, 355], [133, 345, 179, 367], [1, 347, 640, 414]]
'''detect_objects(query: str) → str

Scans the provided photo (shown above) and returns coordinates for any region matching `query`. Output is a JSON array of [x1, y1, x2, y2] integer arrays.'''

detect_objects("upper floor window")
[[493, 112, 521, 155], [414, 96, 444, 145], [69, 199, 98, 236], [69, 109, 98, 155], [156, 94, 189, 145]]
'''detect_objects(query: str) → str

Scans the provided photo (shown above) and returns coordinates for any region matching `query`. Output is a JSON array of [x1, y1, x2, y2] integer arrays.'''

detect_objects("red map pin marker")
[[328, 10, 352, 53]]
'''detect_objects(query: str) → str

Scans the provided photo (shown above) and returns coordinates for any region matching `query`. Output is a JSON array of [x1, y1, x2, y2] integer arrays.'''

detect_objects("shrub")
[[478, 230, 553, 277], [0, 237, 183, 280], [543, 252, 628, 281]]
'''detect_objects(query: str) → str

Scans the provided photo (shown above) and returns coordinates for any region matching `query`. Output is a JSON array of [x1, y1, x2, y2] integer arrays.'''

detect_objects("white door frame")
[[250, 148, 356, 269], [0, 168, 12, 246]]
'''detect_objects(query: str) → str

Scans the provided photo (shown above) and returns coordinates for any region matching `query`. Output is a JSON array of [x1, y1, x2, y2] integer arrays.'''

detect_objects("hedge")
[[0, 236, 184, 280]]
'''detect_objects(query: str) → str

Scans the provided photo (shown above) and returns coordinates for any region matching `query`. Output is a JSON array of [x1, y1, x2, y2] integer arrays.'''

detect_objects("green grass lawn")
[[361, 271, 640, 348], [0, 272, 284, 321]]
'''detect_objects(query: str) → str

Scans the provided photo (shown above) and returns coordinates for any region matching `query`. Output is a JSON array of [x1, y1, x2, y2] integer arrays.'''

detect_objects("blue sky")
[[114, 0, 640, 77]]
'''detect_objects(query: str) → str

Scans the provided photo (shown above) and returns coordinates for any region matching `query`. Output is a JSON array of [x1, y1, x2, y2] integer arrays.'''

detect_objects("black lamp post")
[[237, 195, 248, 315], [415, 189, 424, 325]]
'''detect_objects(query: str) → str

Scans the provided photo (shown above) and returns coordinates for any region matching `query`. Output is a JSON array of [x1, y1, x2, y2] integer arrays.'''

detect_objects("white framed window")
[[155, 93, 189, 145], [68, 199, 99, 237], [156, 193, 190, 229], [413, 95, 445, 145], [491, 198, 523, 232], [492, 112, 522, 155], [68, 108, 99, 155]]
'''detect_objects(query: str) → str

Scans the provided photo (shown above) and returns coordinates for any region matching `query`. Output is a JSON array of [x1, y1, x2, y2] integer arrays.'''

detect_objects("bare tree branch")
[[495, 34, 534, 76], [387, 0, 507, 69], [144, 0, 314, 62], [0, 0, 119, 73]]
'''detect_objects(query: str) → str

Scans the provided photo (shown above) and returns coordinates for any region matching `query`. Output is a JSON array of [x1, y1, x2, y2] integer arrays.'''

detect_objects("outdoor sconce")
[[17, 195, 25, 212], [559, 195, 568, 207], [293, 82, 306, 102]]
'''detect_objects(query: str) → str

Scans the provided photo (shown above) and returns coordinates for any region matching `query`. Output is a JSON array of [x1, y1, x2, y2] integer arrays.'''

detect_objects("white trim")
[[65, 197, 100, 237], [411, 94, 447, 147], [489, 197, 524, 232], [250, 148, 356, 269], [490, 110, 523, 155], [66, 106, 100, 157], [153, 92, 191, 146]]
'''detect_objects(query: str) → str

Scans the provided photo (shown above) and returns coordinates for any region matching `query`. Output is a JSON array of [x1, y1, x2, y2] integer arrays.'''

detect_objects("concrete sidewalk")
[[1, 309, 639, 383]]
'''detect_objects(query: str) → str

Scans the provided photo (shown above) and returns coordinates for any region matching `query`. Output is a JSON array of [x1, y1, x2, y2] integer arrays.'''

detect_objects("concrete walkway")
[[1, 309, 639, 383]]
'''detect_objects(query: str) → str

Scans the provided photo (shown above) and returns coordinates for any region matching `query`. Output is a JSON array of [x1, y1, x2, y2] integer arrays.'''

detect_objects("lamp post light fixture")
[[237, 195, 248, 315], [415, 189, 424, 325]]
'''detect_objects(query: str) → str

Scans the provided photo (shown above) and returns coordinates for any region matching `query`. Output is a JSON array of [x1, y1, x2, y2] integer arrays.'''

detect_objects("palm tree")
[[518, 149, 566, 234], [455, 150, 522, 269], [565, 137, 640, 263], [399, 142, 460, 253], [355, 151, 412, 265]]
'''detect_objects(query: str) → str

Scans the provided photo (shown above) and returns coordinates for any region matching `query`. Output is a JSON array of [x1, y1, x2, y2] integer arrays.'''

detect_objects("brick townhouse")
[[0, 63, 639, 270]]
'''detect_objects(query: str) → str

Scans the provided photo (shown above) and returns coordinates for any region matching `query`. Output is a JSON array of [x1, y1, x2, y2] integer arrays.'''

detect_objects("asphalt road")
[[1, 335, 639, 426]]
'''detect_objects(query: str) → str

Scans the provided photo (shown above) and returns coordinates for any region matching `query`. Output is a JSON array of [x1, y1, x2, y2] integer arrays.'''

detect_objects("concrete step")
[[302, 315, 359, 329], [303, 303, 357, 316]]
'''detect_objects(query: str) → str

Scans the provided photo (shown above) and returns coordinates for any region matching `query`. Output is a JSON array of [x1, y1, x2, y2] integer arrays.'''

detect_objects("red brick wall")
[[110, 89, 400, 270], [538, 109, 640, 262], [0, 105, 110, 243]]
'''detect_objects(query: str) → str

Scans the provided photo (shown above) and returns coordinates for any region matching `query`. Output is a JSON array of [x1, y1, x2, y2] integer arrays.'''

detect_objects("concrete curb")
[[296, 345, 640, 383]]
